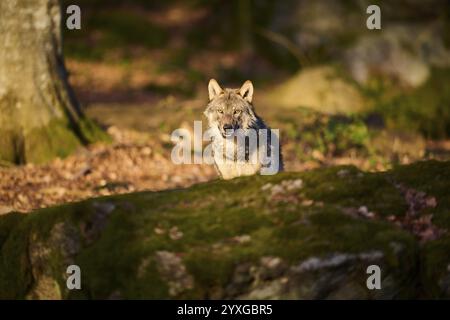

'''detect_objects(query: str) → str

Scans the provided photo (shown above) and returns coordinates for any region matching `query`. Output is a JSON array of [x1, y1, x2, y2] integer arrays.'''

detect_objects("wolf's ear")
[[239, 80, 254, 103], [208, 79, 222, 101]]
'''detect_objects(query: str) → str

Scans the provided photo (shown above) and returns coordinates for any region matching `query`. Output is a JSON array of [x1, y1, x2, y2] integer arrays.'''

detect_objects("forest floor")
[[1, 100, 449, 214], [2, 1, 450, 214], [2, 59, 450, 214], [0, 125, 215, 214]]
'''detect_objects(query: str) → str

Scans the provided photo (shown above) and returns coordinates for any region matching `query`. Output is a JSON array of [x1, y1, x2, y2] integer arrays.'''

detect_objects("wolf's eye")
[[234, 110, 241, 115], [218, 109, 223, 114]]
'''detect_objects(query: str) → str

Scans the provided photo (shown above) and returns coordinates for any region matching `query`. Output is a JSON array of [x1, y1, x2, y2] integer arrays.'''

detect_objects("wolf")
[[204, 79, 283, 180]]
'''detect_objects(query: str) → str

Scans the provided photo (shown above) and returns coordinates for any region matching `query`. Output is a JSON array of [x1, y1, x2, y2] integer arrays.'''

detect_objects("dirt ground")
[[0, 126, 216, 214]]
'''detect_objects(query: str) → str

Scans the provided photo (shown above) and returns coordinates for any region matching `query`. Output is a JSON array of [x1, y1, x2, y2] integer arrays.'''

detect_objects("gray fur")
[[204, 79, 283, 180]]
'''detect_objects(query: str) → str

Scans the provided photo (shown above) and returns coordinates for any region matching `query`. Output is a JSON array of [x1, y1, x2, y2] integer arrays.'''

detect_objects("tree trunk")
[[0, 0, 106, 164]]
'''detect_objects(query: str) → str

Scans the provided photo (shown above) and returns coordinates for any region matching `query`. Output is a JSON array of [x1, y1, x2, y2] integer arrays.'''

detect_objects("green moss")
[[298, 166, 407, 217], [1, 161, 449, 298], [75, 212, 145, 298], [370, 68, 450, 139], [389, 160, 450, 229], [78, 117, 111, 144], [0, 213, 23, 251], [271, 107, 372, 161], [0, 216, 33, 299], [0, 116, 110, 165], [0, 129, 26, 164], [24, 119, 82, 164], [421, 237, 450, 298]]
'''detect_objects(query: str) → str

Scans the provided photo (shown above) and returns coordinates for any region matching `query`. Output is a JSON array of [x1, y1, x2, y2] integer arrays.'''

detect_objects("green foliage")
[[369, 68, 450, 139], [275, 107, 371, 160], [324, 116, 370, 154]]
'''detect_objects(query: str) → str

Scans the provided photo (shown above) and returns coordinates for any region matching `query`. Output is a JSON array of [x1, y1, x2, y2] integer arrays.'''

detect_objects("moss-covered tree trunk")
[[0, 0, 106, 164]]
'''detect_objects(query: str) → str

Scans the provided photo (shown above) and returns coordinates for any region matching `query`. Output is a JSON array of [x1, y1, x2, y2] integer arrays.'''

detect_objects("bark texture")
[[0, 0, 106, 164]]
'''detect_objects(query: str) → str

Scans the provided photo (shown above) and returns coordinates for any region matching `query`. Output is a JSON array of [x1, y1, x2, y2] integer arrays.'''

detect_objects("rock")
[[267, 0, 450, 89], [344, 29, 430, 87], [0, 205, 13, 215], [154, 251, 194, 297], [267, 66, 368, 114], [344, 24, 450, 87], [0, 160, 449, 299], [169, 226, 184, 240], [80, 201, 115, 244]]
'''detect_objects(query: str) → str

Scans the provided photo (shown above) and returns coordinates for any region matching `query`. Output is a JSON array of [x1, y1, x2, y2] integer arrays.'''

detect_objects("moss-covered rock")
[[0, 161, 449, 299], [372, 68, 450, 140], [267, 66, 368, 114]]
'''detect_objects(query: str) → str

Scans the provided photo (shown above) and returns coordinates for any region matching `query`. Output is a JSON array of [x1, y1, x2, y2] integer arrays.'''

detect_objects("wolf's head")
[[204, 79, 258, 138]]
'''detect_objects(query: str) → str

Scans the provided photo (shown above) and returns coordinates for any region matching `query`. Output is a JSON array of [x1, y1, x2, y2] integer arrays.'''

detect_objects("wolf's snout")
[[222, 124, 233, 131], [220, 124, 235, 138]]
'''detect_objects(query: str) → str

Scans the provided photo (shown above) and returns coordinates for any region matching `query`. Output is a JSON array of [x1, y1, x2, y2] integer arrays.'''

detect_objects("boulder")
[[266, 66, 368, 114], [0, 161, 449, 299], [344, 24, 450, 87]]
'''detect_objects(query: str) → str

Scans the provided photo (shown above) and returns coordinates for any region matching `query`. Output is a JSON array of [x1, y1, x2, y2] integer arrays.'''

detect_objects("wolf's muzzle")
[[221, 124, 238, 138]]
